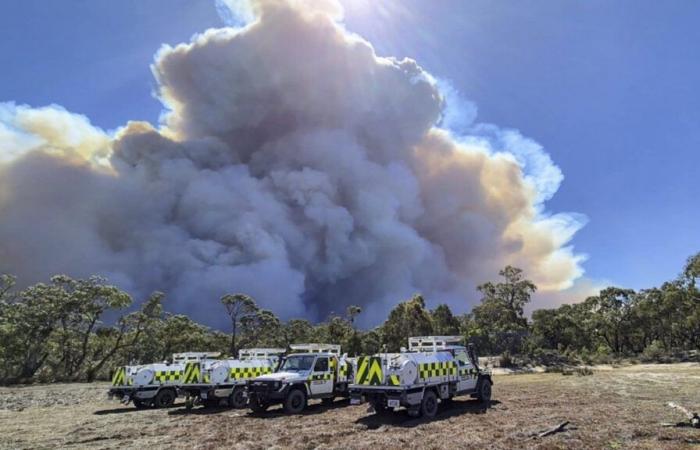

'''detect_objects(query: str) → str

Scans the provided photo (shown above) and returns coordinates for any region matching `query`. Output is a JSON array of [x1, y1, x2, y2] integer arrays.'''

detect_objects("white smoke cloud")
[[526, 276, 610, 315], [0, 103, 111, 164], [0, 0, 586, 326]]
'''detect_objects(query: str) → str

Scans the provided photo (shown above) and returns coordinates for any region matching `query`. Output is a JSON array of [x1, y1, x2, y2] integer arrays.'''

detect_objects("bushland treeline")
[[0, 252, 698, 385]]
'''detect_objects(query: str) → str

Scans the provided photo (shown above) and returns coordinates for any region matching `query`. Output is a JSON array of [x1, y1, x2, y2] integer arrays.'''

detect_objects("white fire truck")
[[349, 336, 492, 418], [108, 352, 220, 408], [178, 348, 285, 410], [245, 344, 356, 414]]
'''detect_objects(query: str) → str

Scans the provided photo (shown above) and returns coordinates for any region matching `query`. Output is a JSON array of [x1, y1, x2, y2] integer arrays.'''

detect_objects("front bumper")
[[246, 380, 291, 403]]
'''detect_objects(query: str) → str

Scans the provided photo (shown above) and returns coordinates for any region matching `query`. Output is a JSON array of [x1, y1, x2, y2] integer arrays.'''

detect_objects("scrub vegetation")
[[0, 252, 698, 385], [1, 363, 699, 449]]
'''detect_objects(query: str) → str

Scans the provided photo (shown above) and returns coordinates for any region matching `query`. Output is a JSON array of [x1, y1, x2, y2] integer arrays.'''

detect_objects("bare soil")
[[1, 363, 699, 449]]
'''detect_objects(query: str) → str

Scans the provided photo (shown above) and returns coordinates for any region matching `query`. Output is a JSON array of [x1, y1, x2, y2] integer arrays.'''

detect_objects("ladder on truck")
[[289, 343, 341, 355], [238, 348, 286, 360], [408, 336, 463, 353]]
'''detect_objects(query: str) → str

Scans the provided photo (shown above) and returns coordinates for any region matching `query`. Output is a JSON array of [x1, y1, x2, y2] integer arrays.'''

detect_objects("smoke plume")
[[0, 0, 585, 326]]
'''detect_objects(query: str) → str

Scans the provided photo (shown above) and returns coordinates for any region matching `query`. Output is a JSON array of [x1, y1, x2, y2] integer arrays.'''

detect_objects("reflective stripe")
[[329, 357, 337, 381], [458, 367, 479, 379], [183, 362, 200, 384], [111, 367, 126, 386], [354, 356, 383, 385], [418, 361, 458, 380], [229, 366, 272, 380], [308, 372, 332, 381], [388, 374, 400, 386], [339, 362, 349, 378], [355, 357, 368, 384], [154, 369, 182, 383]]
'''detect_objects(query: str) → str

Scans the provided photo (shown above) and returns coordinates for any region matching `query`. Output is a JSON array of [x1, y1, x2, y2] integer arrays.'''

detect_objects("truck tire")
[[154, 389, 176, 408], [228, 387, 247, 409], [202, 398, 219, 408], [283, 389, 307, 414], [133, 398, 149, 409], [420, 390, 438, 418], [249, 395, 269, 413], [371, 401, 391, 415], [476, 378, 492, 403]]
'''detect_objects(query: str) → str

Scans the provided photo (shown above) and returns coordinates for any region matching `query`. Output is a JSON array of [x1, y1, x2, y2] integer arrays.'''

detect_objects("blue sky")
[[1, 0, 698, 294]]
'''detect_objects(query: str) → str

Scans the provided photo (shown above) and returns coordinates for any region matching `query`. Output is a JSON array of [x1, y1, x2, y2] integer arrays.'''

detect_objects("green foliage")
[[499, 351, 514, 368], [1, 251, 698, 384], [379, 294, 434, 352], [346, 305, 362, 325], [281, 319, 315, 348], [240, 309, 283, 349], [431, 304, 461, 335], [466, 266, 535, 354], [0, 275, 133, 383], [359, 329, 382, 354], [641, 340, 665, 362], [683, 252, 700, 287], [477, 266, 536, 328], [529, 267, 700, 359], [220, 293, 258, 356], [0, 274, 15, 300]]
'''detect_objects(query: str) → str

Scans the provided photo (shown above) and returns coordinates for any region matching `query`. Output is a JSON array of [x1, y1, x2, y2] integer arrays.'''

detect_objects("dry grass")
[[1, 363, 699, 449]]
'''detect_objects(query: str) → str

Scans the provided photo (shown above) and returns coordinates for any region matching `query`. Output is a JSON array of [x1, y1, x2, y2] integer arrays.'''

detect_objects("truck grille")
[[247, 380, 277, 393]]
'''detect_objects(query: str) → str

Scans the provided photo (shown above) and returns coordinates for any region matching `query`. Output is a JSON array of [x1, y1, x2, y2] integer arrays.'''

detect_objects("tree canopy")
[[0, 251, 698, 385]]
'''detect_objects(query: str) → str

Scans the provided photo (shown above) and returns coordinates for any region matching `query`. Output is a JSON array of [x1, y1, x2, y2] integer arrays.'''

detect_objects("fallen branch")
[[666, 402, 700, 429], [536, 421, 571, 438]]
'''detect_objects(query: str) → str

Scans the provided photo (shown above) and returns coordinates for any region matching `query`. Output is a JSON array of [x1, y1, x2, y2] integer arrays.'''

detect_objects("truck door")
[[455, 349, 478, 392], [309, 356, 333, 396]]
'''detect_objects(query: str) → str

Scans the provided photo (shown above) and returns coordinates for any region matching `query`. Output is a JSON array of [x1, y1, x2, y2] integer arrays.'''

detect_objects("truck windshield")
[[280, 355, 315, 371]]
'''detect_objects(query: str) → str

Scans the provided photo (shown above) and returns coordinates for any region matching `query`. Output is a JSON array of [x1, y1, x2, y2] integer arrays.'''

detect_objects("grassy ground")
[[1, 363, 699, 449]]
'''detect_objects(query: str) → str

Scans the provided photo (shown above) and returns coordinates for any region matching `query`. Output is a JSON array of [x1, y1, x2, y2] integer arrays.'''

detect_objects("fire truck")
[[108, 352, 220, 408], [178, 348, 285, 409], [349, 336, 492, 418], [245, 344, 356, 414]]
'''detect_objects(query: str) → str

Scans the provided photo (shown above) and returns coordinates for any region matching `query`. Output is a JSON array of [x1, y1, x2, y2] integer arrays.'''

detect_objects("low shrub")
[[641, 340, 666, 362], [499, 351, 514, 368]]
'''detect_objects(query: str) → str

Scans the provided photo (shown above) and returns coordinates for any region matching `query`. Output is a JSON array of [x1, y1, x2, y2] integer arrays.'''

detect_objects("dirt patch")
[[1, 363, 699, 449], [0, 383, 106, 412]]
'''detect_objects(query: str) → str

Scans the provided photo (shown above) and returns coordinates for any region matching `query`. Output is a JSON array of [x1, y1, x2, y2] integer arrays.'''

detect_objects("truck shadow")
[[165, 398, 352, 417], [244, 398, 352, 418], [355, 399, 500, 429], [168, 405, 239, 416], [94, 402, 185, 415]]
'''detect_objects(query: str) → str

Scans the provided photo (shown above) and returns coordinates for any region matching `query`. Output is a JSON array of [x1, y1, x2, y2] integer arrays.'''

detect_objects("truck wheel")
[[249, 396, 269, 413], [228, 387, 247, 409], [133, 398, 149, 409], [420, 390, 438, 418], [371, 401, 391, 415], [476, 378, 492, 403], [283, 389, 307, 414], [202, 398, 218, 408], [154, 389, 176, 408]]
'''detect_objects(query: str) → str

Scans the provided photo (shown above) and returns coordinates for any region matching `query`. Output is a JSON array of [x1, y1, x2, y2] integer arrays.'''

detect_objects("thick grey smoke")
[[0, 0, 585, 326]]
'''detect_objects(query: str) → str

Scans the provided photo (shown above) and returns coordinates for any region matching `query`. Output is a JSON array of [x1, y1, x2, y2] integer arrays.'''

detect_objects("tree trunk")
[[230, 320, 237, 357], [72, 316, 98, 380]]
